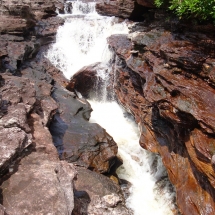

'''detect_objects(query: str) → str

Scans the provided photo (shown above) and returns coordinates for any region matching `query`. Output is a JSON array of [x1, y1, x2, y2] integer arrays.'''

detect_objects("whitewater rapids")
[[47, 1, 176, 214]]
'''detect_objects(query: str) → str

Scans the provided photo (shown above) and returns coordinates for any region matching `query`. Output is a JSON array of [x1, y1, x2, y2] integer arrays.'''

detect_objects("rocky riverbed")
[[0, 1, 130, 214], [0, 0, 215, 215]]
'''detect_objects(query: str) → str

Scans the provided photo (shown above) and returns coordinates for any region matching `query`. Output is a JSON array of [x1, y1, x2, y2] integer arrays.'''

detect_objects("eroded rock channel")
[[0, 0, 215, 215]]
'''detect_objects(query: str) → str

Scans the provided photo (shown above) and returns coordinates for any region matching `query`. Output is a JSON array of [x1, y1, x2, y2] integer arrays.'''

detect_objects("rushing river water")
[[47, 1, 176, 214]]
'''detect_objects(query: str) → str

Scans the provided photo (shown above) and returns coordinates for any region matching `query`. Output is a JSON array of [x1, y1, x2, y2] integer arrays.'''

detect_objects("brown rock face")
[[96, 0, 155, 19], [1, 113, 76, 215], [107, 19, 215, 215], [0, 0, 78, 210], [0, 66, 76, 215], [0, 1, 125, 214], [0, 0, 64, 21]]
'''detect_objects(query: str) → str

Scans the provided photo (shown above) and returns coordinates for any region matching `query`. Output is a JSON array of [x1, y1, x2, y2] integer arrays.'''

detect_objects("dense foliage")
[[155, 0, 215, 21]]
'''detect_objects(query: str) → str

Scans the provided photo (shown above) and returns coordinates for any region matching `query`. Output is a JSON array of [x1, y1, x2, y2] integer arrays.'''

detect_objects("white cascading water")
[[89, 101, 175, 215], [47, 1, 176, 214], [47, 0, 128, 79]]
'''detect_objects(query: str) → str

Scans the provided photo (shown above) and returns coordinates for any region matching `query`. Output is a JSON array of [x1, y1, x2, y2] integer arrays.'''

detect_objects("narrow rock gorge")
[[0, 0, 215, 215]]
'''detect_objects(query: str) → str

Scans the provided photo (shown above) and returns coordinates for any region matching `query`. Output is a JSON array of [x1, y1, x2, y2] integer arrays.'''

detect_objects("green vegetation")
[[155, 0, 215, 21]]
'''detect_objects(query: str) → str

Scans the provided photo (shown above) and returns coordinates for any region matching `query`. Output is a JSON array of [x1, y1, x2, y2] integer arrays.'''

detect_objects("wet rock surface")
[[106, 17, 215, 215], [67, 62, 113, 100], [50, 84, 118, 173]]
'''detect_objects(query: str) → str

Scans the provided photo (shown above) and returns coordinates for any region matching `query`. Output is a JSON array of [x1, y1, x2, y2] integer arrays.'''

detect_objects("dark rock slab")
[[108, 34, 132, 60], [6, 41, 39, 70], [21, 65, 58, 126], [50, 84, 118, 173], [35, 17, 65, 45]]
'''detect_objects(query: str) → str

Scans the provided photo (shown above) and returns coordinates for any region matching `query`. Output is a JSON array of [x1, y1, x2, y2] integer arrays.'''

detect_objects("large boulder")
[[1, 156, 76, 215], [50, 84, 118, 173], [67, 62, 113, 100]]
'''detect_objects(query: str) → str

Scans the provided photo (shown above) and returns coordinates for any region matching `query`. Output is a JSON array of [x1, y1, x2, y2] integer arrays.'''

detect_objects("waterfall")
[[47, 0, 128, 79], [47, 1, 176, 214]]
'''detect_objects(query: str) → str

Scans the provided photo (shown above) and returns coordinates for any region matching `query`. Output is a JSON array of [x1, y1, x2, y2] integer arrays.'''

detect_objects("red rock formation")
[[96, 0, 155, 18], [107, 20, 215, 215]]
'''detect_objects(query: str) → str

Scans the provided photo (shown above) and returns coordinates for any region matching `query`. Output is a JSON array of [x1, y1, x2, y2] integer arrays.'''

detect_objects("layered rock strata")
[[106, 20, 215, 215], [0, 0, 127, 214], [73, 166, 131, 215]]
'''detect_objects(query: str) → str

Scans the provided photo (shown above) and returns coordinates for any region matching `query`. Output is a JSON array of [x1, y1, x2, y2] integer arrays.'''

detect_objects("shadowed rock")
[[50, 84, 118, 173]]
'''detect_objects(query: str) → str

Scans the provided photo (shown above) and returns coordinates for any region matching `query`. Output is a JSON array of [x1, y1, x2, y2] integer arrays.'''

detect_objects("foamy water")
[[47, 0, 128, 79], [89, 101, 175, 215], [47, 1, 176, 214]]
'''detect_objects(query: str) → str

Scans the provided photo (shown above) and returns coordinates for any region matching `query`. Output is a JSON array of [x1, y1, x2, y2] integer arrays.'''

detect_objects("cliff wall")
[[107, 10, 215, 215]]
